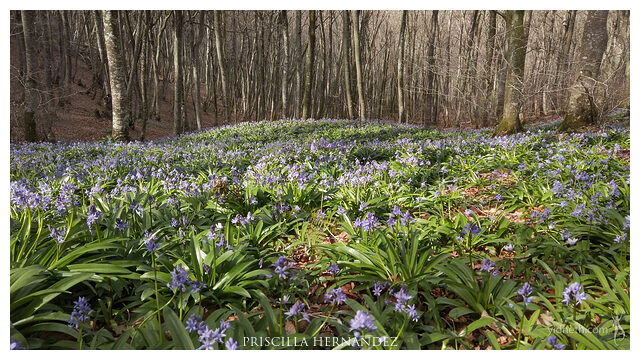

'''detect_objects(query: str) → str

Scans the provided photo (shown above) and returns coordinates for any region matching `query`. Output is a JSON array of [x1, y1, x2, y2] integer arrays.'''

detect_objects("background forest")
[[10, 10, 630, 142]]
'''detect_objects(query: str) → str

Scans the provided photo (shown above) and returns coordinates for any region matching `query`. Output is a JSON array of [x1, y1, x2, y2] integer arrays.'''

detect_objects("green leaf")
[[163, 307, 194, 350]]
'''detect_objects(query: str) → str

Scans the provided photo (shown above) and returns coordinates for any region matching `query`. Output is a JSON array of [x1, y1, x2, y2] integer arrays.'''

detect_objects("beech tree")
[[102, 10, 129, 141], [301, 10, 316, 119], [495, 10, 526, 135], [559, 11, 609, 131], [21, 10, 38, 142]]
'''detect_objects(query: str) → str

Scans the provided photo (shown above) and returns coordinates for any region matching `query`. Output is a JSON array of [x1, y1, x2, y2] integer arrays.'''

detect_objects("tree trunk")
[[192, 11, 204, 131], [102, 10, 129, 141], [351, 11, 365, 119], [139, 11, 150, 140], [295, 11, 302, 118], [21, 10, 38, 142], [559, 11, 609, 131], [301, 10, 316, 119], [396, 11, 407, 124], [425, 10, 439, 127], [495, 10, 525, 135], [554, 10, 577, 111], [173, 11, 184, 135], [342, 11, 354, 119], [93, 11, 111, 98], [279, 10, 290, 118], [214, 10, 229, 125]]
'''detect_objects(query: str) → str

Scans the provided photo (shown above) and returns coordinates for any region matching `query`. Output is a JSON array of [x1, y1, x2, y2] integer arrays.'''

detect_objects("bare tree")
[[102, 10, 129, 141], [559, 10, 609, 131], [342, 11, 354, 119], [425, 10, 439, 127], [213, 10, 229, 124], [279, 10, 290, 119], [495, 10, 525, 135], [173, 10, 184, 135], [302, 10, 316, 119], [21, 10, 38, 141], [351, 11, 365, 119], [396, 11, 407, 124]]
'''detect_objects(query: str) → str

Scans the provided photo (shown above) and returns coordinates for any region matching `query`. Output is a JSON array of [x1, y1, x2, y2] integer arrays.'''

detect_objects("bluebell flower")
[[571, 204, 585, 217], [188, 279, 207, 293], [517, 282, 533, 308], [272, 256, 294, 280], [198, 327, 225, 350], [386, 215, 396, 227], [547, 336, 566, 350], [614, 233, 627, 243], [405, 304, 419, 322], [461, 222, 481, 237], [168, 265, 189, 292], [349, 310, 377, 338], [324, 287, 347, 305], [372, 281, 389, 297], [285, 301, 308, 318], [185, 315, 204, 332], [225, 338, 239, 350], [327, 263, 340, 276], [115, 218, 130, 231], [145, 240, 160, 253], [391, 205, 403, 216], [86, 204, 102, 228], [561, 282, 588, 306], [49, 225, 66, 244], [479, 258, 495, 273], [68, 296, 93, 330], [317, 209, 326, 222], [400, 211, 413, 226]]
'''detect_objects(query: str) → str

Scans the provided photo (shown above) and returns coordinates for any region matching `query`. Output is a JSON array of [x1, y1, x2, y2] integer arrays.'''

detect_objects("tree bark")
[[279, 10, 290, 118], [342, 11, 354, 119], [425, 10, 439, 127], [173, 10, 184, 135], [495, 10, 525, 135], [213, 10, 229, 125], [139, 11, 150, 140], [302, 10, 316, 119], [102, 10, 130, 141], [192, 11, 204, 131], [396, 11, 407, 124], [351, 11, 365, 119], [559, 10, 609, 131], [21, 10, 38, 142]]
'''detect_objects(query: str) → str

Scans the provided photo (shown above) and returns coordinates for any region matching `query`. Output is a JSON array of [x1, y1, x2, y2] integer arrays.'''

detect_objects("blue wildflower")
[[327, 263, 340, 276], [225, 338, 239, 350], [168, 265, 189, 292], [324, 287, 347, 305], [547, 336, 566, 350], [561, 282, 588, 306], [479, 258, 495, 273], [349, 310, 377, 338], [68, 296, 93, 330]]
